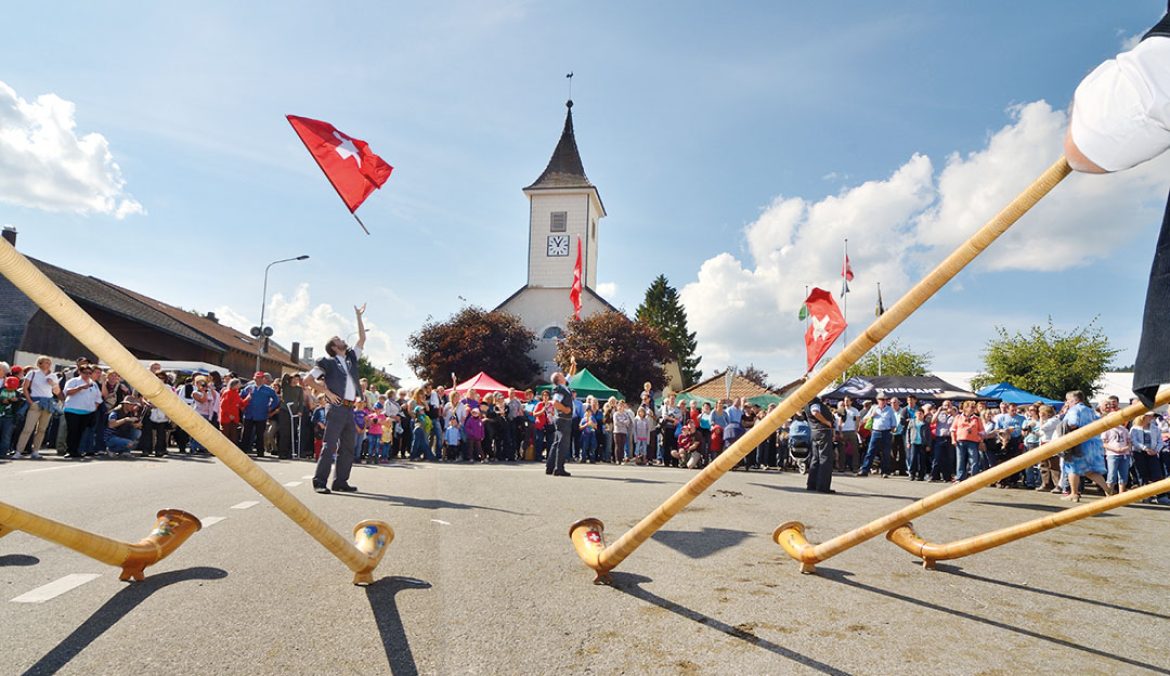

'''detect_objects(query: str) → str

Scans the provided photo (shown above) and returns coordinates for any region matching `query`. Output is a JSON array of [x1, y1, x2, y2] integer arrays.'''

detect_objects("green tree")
[[842, 339, 932, 380], [970, 319, 1118, 400], [555, 311, 673, 400], [635, 274, 702, 386], [407, 306, 540, 387], [357, 355, 399, 392]]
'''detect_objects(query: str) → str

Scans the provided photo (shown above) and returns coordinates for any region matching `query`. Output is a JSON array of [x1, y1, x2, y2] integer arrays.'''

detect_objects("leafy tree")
[[635, 274, 702, 386], [407, 306, 540, 387], [739, 364, 771, 390], [357, 355, 399, 392], [555, 311, 673, 400], [842, 339, 932, 380], [970, 319, 1118, 400]]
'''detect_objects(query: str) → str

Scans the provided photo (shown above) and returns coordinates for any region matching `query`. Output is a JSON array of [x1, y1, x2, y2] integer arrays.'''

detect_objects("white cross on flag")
[[802, 287, 846, 372]]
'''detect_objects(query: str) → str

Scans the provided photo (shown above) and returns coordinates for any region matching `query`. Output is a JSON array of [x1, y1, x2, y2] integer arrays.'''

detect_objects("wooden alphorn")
[[571, 158, 1071, 582]]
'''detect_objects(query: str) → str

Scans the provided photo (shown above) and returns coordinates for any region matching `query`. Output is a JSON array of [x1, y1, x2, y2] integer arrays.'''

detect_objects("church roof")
[[524, 100, 597, 192]]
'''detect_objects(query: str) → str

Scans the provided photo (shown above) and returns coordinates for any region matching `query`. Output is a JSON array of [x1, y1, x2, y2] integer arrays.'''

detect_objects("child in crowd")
[[0, 376, 21, 455], [366, 406, 384, 465], [444, 415, 462, 462], [411, 406, 435, 461], [464, 408, 484, 461], [312, 394, 327, 460], [380, 410, 394, 463], [632, 406, 651, 465], [352, 399, 369, 463], [579, 411, 598, 463]]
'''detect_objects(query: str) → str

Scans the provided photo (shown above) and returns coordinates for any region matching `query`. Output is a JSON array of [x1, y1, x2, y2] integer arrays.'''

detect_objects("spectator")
[[241, 372, 279, 458], [1103, 420, 1133, 495], [613, 400, 633, 463], [632, 406, 651, 465], [1061, 390, 1111, 503], [105, 399, 143, 455], [219, 378, 243, 446], [952, 400, 984, 481]]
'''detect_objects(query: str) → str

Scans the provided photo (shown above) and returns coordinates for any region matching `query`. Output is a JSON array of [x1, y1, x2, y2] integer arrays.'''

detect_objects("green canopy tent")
[[536, 367, 624, 401]]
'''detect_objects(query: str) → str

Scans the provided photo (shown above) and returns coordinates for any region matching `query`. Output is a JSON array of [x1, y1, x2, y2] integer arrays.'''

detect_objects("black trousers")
[[64, 411, 94, 457], [807, 427, 834, 492], [241, 419, 267, 455]]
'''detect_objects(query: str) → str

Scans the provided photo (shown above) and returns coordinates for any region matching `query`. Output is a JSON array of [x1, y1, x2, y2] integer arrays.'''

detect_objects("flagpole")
[[842, 239, 849, 350], [352, 213, 371, 236], [876, 281, 883, 376]]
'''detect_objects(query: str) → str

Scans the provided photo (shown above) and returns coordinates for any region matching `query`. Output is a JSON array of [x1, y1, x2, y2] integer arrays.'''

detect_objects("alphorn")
[[0, 502, 200, 581], [0, 239, 393, 585], [570, 157, 1071, 583], [885, 389, 1170, 569], [777, 388, 1168, 572]]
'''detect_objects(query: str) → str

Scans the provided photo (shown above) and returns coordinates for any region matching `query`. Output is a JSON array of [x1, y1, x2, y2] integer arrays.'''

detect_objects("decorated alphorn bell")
[[0, 237, 393, 585], [571, 157, 1071, 582], [0, 502, 201, 581], [884, 389, 1170, 569], [777, 386, 1170, 573]]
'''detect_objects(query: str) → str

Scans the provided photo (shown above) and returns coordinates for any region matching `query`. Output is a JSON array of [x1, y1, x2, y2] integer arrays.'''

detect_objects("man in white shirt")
[[304, 304, 367, 494], [835, 396, 861, 472], [1065, 6, 1170, 408]]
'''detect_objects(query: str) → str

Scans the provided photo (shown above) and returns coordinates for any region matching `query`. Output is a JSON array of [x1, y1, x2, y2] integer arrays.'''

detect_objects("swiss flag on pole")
[[569, 236, 583, 320], [803, 287, 847, 372], [287, 115, 393, 221], [842, 254, 854, 282]]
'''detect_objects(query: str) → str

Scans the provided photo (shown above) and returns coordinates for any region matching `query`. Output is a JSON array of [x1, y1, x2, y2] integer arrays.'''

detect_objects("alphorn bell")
[[571, 157, 1071, 582], [885, 390, 1170, 569], [0, 238, 393, 585], [0, 502, 201, 581], [778, 388, 1170, 573]]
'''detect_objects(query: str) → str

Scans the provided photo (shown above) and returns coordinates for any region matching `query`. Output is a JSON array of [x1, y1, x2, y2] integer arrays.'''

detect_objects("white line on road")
[[301, 475, 314, 480], [230, 501, 259, 510], [283, 481, 302, 487], [431, 519, 452, 526], [11, 574, 101, 603], [201, 516, 226, 527], [19, 464, 99, 475]]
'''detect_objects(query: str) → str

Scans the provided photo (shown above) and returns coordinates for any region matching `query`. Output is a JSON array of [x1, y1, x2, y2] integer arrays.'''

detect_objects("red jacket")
[[219, 388, 243, 425]]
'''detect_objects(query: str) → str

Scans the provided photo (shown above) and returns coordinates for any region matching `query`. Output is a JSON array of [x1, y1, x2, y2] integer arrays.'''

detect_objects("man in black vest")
[[546, 356, 578, 477], [1065, 4, 1170, 408], [305, 304, 367, 494], [806, 395, 836, 494]]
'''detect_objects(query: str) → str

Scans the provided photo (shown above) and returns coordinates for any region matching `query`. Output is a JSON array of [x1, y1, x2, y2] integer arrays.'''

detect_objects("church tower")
[[523, 99, 606, 289], [496, 98, 617, 379]]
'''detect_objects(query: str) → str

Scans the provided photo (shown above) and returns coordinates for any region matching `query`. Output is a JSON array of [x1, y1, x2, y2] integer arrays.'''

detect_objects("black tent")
[[821, 375, 996, 405]]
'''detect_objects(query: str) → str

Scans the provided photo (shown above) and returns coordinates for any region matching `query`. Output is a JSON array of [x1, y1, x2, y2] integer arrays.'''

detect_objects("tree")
[[357, 355, 399, 392], [635, 274, 702, 386], [407, 306, 540, 387], [555, 311, 673, 400], [970, 319, 1118, 400], [842, 339, 932, 380], [739, 364, 771, 390]]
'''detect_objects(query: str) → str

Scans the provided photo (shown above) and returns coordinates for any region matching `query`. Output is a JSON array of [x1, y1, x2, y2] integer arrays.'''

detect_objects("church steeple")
[[524, 100, 596, 191]]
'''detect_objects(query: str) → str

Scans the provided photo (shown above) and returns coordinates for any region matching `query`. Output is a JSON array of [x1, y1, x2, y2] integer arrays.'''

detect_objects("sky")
[[1, 2, 1167, 387]]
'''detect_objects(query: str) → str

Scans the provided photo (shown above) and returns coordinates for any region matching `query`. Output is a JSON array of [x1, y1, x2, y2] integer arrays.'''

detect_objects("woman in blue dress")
[[1060, 390, 1110, 502]]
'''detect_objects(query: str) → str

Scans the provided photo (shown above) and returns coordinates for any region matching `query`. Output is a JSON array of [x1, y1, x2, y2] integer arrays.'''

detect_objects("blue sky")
[[1, 2, 1166, 385]]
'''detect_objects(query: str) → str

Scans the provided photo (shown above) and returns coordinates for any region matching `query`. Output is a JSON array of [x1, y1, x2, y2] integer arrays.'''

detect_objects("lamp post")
[[253, 255, 310, 372]]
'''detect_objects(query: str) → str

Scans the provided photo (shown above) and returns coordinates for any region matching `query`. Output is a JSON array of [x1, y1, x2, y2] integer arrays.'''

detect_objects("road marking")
[[283, 481, 302, 487], [431, 519, 451, 526], [230, 501, 259, 510], [301, 475, 314, 480], [19, 464, 99, 475], [201, 516, 226, 527], [11, 574, 101, 603]]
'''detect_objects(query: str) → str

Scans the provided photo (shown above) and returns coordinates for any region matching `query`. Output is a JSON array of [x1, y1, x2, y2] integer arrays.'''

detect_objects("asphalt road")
[[2, 452, 1169, 675]]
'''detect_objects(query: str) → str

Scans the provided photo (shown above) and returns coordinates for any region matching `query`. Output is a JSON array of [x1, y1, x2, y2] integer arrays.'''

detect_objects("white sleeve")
[[1070, 37, 1170, 172], [307, 365, 324, 380]]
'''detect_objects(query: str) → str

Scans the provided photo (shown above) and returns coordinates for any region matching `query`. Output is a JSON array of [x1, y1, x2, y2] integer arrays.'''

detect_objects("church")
[[495, 99, 619, 378]]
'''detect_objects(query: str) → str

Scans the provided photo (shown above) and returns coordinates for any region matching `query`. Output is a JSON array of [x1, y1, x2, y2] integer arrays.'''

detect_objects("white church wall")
[[498, 286, 613, 378]]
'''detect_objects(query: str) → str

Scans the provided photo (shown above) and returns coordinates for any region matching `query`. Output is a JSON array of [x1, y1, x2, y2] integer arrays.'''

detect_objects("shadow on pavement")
[[21, 566, 228, 676], [748, 482, 918, 501], [609, 572, 847, 675], [935, 564, 1170, 620], [333, 491, 526, 515], [570, 474, 675, 486], [970, 500, 1118, 516], [651, 528, 755, 559], [815, 566, 1168, 673], [365, 576, 432, 676], [0, 554, 39, 567]]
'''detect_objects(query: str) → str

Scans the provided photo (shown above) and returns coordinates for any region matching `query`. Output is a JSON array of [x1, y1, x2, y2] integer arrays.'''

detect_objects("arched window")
[[541, 326, 564, 340]]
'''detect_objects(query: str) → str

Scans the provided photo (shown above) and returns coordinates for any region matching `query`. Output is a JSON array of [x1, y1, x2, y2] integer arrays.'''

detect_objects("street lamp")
[[252, 255, 310, 372]]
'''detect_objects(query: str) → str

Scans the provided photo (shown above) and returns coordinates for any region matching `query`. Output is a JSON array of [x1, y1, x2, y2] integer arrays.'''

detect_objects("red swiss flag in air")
[[287, 115, 393, 213], [803, 287, 847, 372], [570, 236, 583, 320]]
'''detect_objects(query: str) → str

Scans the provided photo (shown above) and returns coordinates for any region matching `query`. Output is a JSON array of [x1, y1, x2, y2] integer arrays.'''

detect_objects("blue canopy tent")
[[976, 382, 1062, 407]]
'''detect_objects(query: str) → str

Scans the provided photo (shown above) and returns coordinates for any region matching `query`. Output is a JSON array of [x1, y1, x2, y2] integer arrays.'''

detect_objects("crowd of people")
[[1, 353, 1166, 506]]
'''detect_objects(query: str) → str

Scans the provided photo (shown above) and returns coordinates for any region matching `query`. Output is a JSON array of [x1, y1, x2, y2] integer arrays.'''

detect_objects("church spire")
[[524, 99, 595, 190]]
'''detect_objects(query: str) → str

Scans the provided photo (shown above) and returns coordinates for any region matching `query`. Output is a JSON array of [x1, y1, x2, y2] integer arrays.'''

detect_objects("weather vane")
[[566, 71, 573, 100]]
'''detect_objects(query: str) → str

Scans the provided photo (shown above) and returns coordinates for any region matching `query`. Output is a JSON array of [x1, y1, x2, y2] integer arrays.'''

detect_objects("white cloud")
[[0, 80, 144, 218], [680, 99, 1170, 381], [215, 283, 398, 373], [596, 281, 618, 298]]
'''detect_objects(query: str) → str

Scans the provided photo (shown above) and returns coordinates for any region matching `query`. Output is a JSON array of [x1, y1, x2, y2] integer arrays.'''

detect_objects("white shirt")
[[1070, 36, 1170, 172], [837, 406, 859, 432], [63, 377, 101, 412], [25, 369, 57, 398]]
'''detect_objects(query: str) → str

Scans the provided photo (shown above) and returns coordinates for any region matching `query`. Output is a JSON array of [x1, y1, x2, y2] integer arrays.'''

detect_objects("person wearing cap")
[[240, 372, 279, 458], [857, 392, 897, 477], [304, 303, 367, 494]]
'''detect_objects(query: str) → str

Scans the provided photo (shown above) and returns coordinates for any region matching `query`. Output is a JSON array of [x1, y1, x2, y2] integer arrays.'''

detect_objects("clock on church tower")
[[546, 235, 570, 257]]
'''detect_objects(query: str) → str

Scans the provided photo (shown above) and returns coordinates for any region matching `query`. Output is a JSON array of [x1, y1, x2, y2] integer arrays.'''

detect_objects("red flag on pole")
[[803, 287, 847, 372], [842, 254, 854, 282], [569, 236, 583, 320], [287, 115, 393, 231]]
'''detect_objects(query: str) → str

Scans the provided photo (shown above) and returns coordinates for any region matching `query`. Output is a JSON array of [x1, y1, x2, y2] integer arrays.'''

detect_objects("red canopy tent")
[[453, 372, 523, 399]]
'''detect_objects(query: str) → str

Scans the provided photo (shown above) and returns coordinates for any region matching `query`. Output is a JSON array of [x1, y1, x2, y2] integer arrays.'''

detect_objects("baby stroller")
[[788, 414, 811, 474]]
